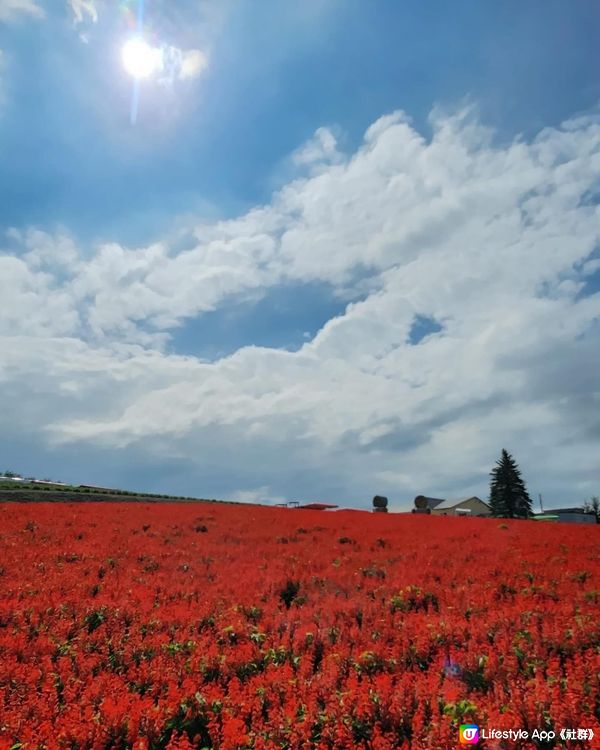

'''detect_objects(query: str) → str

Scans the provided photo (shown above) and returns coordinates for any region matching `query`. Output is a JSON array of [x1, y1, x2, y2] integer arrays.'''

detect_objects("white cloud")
[[0, 254, 80, 337], [9, 227, 80, 270], [228, 486, 288, 505], [0, 0, 43, 21], [68, 0, 97, 25], [292, 127, 343, 170], [1, 108, 599, 506]]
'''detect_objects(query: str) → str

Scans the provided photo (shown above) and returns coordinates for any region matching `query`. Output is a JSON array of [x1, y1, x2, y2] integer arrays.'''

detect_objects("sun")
[[122, 37, 159, 79]]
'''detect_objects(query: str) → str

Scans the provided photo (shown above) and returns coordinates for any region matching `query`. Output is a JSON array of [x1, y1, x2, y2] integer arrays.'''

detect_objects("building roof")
[[297, 502, 339, 510], [433, 496, 490, 511], [414, 496, 446, 509]]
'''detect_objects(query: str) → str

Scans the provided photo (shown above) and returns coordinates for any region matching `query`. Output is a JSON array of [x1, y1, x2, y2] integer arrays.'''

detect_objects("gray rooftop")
[[433, 496, 489, 511]]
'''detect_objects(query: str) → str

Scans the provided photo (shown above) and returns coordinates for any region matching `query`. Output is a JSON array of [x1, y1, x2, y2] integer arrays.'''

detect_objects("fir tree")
[[489, 449, 533, 518]]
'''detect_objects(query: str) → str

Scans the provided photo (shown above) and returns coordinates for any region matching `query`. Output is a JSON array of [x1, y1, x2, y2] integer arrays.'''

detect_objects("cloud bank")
[[0, 0, 44, 22], [1, 107, 599, 506]]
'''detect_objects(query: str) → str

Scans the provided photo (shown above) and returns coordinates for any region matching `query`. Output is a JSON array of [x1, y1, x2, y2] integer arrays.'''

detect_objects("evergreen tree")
[[489, 449, 533, 518]]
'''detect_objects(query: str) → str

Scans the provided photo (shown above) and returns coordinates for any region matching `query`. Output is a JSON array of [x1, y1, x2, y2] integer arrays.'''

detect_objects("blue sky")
[[0, 0, 599, 509]]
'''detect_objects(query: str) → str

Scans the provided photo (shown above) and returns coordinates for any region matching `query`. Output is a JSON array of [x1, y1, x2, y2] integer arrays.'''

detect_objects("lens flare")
[[122, 37, 159, 79]]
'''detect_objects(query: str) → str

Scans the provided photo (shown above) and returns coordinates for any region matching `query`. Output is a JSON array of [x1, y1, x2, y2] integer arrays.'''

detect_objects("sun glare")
[[122, 37, 159, 79]]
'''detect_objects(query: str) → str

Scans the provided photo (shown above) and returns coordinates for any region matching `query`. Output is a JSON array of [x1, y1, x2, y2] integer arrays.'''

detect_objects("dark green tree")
[[489, 449, 533, 518]]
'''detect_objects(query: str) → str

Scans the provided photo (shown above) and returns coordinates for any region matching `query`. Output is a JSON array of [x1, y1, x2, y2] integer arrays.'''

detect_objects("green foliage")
[[489, 449, 533, 518], [461, 656, 491, 692], [389, 586, 439, 613], [279, 579, 301, 609], [361, 564, 386, 579], [243, 605, 262, 623], [442, 699, 478, 724], [84, 608, 107, 634], [156, 695, 212, 749]]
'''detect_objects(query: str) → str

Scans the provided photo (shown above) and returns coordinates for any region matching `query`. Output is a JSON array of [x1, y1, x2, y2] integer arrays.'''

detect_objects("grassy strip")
[[0, 484, 237, 504]]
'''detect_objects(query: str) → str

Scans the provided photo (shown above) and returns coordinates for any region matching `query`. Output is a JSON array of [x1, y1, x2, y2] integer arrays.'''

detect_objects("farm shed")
[[430, 496, 492, 517]]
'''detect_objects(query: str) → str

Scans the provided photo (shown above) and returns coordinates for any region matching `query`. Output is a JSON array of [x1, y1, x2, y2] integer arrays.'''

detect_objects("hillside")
[[0, 480, 229, 504]]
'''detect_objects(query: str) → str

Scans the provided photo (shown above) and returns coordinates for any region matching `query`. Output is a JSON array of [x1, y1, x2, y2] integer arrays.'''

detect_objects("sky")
[[0, 0, 599, 510]]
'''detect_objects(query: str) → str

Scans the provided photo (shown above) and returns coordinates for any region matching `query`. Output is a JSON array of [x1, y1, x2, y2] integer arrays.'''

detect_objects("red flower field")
[[0, 502, 598, 749]]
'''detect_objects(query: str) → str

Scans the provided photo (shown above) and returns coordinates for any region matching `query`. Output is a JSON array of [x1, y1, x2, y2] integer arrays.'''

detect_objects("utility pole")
[[538, 493, 544, 513]]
